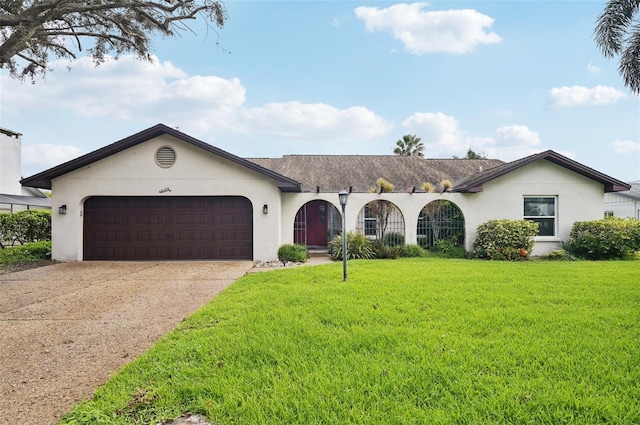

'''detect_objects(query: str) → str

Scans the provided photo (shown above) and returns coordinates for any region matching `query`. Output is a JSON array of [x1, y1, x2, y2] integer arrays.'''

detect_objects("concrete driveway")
[[0, 261, 254, 425]]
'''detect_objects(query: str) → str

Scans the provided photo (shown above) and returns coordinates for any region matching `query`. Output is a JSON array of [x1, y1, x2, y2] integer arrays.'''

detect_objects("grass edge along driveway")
[[61, 259, 640, 425]]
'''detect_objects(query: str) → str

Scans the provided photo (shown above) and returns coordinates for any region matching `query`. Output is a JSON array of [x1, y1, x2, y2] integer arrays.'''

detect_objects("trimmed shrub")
[[403, 244, 428, 258], [567, 217, 640, 260], [328, 231, 375, 261], [473, 219, 538, 260], [382, 232, 405, 247], [277, 244, 309, 263], [0, 241, 52, 263]]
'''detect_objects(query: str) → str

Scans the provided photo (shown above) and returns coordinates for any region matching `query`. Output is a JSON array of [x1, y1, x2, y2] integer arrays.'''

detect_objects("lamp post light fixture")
[[338, 190, 349, 281]]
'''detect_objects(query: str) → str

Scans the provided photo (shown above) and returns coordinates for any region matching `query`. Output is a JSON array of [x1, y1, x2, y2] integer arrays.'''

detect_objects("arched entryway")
[[417, 200, 465, 250], [356, 200, 405, 245], [294, 200, 342, 248]]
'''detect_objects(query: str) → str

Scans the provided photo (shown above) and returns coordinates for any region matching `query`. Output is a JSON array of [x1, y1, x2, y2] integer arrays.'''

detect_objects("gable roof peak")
[[20, 123, 301, 191]]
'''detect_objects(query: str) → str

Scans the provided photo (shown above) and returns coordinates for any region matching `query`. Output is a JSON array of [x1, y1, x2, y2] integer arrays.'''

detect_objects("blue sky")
[[1, 1, 639, 182]]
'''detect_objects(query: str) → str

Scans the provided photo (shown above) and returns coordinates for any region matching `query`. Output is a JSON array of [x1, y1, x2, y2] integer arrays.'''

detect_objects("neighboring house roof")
[[453, 150, 631, 193], [0, 127, 22, 138], [247, 155, 504, 192], [613, 181, 640, 200], [20, 124, 302, 192], [0, 194, 52, 208]]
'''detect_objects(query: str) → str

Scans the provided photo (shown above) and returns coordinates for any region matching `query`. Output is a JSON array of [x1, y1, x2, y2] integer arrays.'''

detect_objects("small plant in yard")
[[328, 231, 374, 260], [371, 240, 405, 259], [402, 244, 427, 258], [382, 232, 405, 247], [433, 239, 467, 259], [540, 248, 575, 261], [277, 244, 309, 263], [473, 219, 538, 260]]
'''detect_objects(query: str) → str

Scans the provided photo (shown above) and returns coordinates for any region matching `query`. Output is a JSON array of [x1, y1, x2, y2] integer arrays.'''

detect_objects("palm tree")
[[393, 134, 424, 157], [594, 0, 640, 94]]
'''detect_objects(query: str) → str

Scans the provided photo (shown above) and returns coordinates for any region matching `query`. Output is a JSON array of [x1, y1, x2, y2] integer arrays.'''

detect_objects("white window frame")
[[524, 196, 557, 238]]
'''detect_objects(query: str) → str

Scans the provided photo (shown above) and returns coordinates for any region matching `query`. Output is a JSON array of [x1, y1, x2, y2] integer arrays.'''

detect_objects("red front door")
[[294, 201, 329, 247], [305, 201, 328, 246]]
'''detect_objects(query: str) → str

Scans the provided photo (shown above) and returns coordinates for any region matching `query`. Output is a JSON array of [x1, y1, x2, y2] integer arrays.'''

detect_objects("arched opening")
[[356, 200, 405, 245], [293, 200, 341, 248], [417, 200, 465, 250]]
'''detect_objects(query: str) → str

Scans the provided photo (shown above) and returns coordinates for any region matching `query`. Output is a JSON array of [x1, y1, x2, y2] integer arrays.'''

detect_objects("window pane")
[[524, 197, 555, 216], [528, 218, 555, 236]]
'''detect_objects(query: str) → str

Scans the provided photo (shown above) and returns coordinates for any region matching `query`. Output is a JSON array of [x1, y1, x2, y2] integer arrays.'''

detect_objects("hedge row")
[[566, 217, 640, 260], [0, 210, 52, 248]]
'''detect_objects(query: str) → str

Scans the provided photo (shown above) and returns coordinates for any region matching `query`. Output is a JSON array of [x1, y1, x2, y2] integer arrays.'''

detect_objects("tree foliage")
[[393, 134, 424, 157], [0, 0, 227, 80], [594, 0, 640, 94], [453, 149, 487, 159], [0, 210, 51, 248]]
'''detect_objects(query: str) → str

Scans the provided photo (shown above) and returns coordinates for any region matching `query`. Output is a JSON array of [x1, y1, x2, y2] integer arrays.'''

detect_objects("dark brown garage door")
[[83, 197, 253, 260]]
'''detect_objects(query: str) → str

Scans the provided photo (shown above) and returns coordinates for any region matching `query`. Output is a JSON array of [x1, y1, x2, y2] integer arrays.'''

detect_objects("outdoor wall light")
[[338, 190, 349, 281], [263, 204, 268, 214], [58, 205, 67, 215]]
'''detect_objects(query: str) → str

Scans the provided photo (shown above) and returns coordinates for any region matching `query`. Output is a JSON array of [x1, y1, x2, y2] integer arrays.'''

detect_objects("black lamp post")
[[338, 190, 349, 281]]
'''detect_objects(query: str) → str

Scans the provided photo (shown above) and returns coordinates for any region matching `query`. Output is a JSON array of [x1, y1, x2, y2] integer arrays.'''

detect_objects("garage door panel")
[[84, 196, 253, 261]]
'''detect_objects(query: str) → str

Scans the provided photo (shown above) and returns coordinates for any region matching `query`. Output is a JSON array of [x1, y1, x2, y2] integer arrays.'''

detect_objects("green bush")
[[540, 249, 574, 261], [382, 232, 405, 247], [402, 244, 428, 258], [567, 217, 640, 260], [372, 240, 405, 259], [328, 231, 375, 261], [0, 210, 51, 248], [0, 241, 52, 263], [433, 239, 467, 259], [277, 244, 309, 263], [473, 219, 538, 261]]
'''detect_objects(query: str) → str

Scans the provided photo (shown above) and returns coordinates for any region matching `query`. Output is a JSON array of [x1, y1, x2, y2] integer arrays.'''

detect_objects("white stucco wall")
[[281, 160, 605, 256], [51, 134, 284, 261], [462, 160, 605, 255], [0, 130, 22, 195], [53, 140, 608, 262]]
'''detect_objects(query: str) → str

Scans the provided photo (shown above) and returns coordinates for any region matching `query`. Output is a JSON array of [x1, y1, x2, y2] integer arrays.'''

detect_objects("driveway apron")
[[0, 261, 253, 424]]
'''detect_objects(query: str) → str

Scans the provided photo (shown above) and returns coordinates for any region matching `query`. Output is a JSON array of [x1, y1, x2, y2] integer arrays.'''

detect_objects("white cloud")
[[1, 54, 391, 153], [240, 102, 392, 141], [354, 2, 501, 54], [587, 62, 600, 74], [611, 140, 640, 154], [22, 144, 84, 174], [401, 113, 548, 161], [402, 112, 466, 153], [482, 125, 545, 160], [547, 85, 627, 107]]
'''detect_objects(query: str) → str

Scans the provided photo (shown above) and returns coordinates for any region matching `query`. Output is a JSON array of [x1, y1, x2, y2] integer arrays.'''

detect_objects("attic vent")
[[155, 146, 176, 168]]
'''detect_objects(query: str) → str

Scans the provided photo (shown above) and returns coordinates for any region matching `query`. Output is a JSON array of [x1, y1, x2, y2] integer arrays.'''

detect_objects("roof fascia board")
[[20, 124, 301, 192]]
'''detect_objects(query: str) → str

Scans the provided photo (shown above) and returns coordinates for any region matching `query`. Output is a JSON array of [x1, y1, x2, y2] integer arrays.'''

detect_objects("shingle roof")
[[247, 155, 504, 192], [616, 181, 640, 200]]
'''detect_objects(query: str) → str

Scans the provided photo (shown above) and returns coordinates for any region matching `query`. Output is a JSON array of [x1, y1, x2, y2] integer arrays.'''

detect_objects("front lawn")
[[61, 259, 640, 424]]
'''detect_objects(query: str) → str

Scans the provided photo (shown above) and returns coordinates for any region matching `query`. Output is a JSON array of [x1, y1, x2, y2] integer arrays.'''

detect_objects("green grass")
[[60, 259, 640, 425]]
